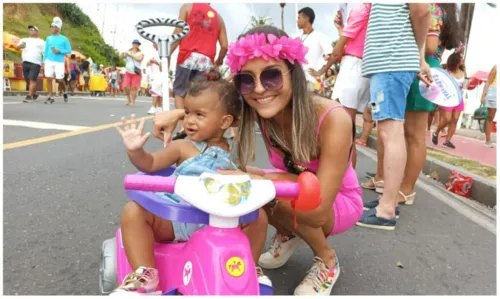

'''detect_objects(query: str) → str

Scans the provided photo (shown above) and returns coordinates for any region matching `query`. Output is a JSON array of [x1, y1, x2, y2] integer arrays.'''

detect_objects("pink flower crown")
[[226, 33, 309, 73]]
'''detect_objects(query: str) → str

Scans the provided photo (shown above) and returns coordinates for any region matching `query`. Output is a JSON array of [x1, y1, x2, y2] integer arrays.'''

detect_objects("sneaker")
[[294, 256, 340, 296], [147, 106, 156, 115], [155, 107, 163, 114], [256, 266, 273, 287], [63, 93, 68, 102], [431, 133, 438, 145], [356, 208, 396, 231], [44, 97, 55, 104], [443, 140, 455, 149], [258, 233, 303, 269], [484, 141, 495, 148], [110, 266, 160, 295], [23, 96, 33, 103], [33, 93, 39, 100], [363, 200, 400, 219]]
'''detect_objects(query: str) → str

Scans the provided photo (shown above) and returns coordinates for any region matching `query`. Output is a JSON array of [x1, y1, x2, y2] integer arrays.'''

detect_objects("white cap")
[[51, 16, 63, 29]]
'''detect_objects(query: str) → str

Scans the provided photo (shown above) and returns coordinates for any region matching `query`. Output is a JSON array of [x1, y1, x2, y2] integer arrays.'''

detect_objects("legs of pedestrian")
[[124, 86, 131, 105], [356, 106, 373, 146], [484, 108, 496, 147], [433, 110, 451, 145], [443, 111, 461, 148], [399, 111, 427, 204], [130, 87, 138, 105], [45, 77, 55, 104]]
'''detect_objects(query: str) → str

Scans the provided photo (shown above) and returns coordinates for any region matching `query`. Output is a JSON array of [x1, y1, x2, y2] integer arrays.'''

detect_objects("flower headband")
[[226, 33, 309, 73]]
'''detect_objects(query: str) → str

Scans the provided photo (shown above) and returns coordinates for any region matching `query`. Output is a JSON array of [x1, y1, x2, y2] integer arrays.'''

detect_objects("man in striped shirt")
[[356, 3, 431, 230]]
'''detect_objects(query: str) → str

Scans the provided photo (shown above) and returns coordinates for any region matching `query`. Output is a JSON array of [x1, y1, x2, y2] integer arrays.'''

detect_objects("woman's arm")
[[273, 107, 353, 228], [481, 65, 497, 102]]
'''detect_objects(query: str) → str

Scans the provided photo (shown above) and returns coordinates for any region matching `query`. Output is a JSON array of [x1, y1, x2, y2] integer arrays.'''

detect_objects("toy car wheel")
[[99, 237, 118, 294]]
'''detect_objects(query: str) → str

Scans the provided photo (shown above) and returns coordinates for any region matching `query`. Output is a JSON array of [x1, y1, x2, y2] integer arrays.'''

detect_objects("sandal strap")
[[398, 191, 416, 201]]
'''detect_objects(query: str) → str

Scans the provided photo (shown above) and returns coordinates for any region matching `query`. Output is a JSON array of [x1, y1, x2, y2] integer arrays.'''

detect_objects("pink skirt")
[[440, 100, 464, 112]]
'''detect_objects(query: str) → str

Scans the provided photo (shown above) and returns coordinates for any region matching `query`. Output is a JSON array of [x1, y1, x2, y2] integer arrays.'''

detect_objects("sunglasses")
[[233, 67, 291, 95]]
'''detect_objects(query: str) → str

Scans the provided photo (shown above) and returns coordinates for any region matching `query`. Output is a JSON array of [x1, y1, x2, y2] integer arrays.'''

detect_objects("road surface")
[[3, 95, 496, 295]]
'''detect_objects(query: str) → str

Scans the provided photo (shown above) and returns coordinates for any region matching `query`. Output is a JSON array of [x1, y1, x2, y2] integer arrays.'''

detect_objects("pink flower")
[[226, 33, 308, 73]]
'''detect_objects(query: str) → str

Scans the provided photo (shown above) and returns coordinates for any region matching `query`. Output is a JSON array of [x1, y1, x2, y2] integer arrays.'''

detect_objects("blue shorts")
[[369, 71, 417, 121]]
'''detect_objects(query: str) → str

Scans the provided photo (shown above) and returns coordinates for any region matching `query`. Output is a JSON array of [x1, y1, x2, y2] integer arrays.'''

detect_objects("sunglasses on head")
[[233, 67, 291, 95]]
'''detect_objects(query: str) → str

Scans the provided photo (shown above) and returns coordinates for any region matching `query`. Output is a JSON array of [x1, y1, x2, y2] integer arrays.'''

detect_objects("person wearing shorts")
[[16, 25, 45, 103], [147, 42, 163, 115], [311, 3, 371, 169], [481, 65, 497, 148], [120, 40, 144, 105], [170, 3, 229, 112], [43, 17, 72, 104], [356, 3, 431, 231]]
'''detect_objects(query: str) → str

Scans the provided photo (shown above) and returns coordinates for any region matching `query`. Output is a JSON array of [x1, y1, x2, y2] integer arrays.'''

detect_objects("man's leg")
[[357, 71, 416, 230]]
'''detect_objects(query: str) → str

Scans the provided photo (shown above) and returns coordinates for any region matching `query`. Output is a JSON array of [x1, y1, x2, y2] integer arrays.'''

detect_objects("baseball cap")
[[28, 25, 39, 31], [132, 39, 141, 45], [51, 16, 63, 29]]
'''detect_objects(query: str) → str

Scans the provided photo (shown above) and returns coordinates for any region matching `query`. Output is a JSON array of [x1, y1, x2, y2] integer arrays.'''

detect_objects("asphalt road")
[[3, 95, 496, 295]]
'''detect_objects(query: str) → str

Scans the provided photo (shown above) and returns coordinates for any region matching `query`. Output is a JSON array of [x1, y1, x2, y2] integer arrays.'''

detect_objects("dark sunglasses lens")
[[234, 73, 255, 95], [260, 68, 284, 91]]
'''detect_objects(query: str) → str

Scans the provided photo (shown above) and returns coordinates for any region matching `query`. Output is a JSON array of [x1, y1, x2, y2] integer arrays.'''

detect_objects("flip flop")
[[361, 177, 384, 193]]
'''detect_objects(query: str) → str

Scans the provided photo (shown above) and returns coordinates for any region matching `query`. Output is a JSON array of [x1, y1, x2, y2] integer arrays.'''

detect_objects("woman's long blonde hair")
[[235, 26, 319, 169]]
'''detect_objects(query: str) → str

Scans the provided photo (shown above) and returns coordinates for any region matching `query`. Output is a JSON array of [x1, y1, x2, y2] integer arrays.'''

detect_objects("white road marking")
[[74, 96, 151, 103], [3, 102, 22, 105], [3, 120, 89, 131]]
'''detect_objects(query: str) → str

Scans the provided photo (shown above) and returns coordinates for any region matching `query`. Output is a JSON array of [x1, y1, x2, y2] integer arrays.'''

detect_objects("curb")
[[363, 134, 497, 208], [4, 91, 93, 97]]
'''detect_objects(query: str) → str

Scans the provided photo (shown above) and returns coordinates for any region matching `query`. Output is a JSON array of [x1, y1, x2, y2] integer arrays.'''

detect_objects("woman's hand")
[[481, 95, 486, 105], [309, 68, 322, 78], [153, 109, 185, 145], [116, 114, 151, 152]]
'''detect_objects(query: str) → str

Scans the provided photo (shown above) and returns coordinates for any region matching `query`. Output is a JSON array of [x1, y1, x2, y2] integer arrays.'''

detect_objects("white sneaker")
[[256, 266, 273, 287], [484, 141, 495, 148], [294, 255, 340, 296], [110, 266, 160, 295], [147, 107, 156, 115], [258, 233, 303, 269], [155, 107, 163, 114]]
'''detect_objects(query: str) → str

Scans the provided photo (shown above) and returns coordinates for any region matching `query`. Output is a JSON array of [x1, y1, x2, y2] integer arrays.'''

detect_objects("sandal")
[[355, 139, 367, 147], [376, 191, 416, 205], [361, 177, 384, 194]]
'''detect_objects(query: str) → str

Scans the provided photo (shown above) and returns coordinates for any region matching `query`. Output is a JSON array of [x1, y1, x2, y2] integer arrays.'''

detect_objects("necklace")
[[301, 29, 314, 43]]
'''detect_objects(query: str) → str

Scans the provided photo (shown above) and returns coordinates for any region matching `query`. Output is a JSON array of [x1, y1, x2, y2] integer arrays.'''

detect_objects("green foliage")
[[3, 4, 124, 67], [250, 16, 273, 28]]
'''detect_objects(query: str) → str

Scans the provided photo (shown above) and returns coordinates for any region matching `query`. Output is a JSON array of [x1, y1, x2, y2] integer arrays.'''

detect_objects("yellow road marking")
[[3, 116, 154, 151]]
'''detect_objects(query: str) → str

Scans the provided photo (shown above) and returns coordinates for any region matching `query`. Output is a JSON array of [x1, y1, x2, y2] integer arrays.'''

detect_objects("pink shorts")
[[440, 100, 464, 112], [123, 72, 142, 89]]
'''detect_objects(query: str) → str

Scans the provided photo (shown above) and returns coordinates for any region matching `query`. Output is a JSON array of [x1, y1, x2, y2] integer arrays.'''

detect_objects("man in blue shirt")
[[43, 17, 72, 104]]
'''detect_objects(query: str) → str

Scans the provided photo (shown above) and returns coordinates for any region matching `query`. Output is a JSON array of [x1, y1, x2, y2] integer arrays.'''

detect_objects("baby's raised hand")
[[116, 114, 151, 151]]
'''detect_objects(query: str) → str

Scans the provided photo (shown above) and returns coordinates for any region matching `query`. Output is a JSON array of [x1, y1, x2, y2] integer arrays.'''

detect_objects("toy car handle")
[[135, 18, 190, 59], [124, 171, 321, 211]]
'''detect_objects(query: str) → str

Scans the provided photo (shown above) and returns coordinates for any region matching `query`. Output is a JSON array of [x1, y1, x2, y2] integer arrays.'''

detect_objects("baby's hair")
[[187, 68, 241, 123]]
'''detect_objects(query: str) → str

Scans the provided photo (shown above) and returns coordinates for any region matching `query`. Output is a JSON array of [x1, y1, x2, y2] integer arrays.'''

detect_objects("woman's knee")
[[487, 109, 496, 121]]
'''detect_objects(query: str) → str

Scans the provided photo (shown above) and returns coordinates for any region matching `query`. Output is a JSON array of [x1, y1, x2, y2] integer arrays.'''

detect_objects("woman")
[[68, 54, 81, 95], [153, 26, 363, 296], [120, 39, 144, 106], [432, 52, 466, 148], [481, 65, 497, 148], [361, 3, 460, 206], [323, 68, 336, 98], [82, 60, 90, 92], [109, 66, 120, 96]]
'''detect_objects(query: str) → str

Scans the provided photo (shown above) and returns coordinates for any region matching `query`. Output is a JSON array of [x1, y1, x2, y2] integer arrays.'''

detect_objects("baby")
[[113, 69, 270, 294]]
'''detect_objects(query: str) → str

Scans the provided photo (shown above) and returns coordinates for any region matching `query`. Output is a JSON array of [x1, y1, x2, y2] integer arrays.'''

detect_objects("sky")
[[77, 3, 346, 69]]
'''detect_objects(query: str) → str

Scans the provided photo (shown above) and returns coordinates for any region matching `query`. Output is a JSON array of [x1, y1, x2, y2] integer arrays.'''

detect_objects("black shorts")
[[172, 66, 204, 98], [22, 61, 41, 81]]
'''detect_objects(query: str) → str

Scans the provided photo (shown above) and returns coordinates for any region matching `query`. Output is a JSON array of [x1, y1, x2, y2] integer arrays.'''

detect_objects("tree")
[[250, 16, 273, 28], [280, 3, 286, 31]]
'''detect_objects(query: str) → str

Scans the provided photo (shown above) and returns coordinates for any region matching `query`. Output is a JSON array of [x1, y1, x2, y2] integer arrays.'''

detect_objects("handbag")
[[473, 104, 488, 120]]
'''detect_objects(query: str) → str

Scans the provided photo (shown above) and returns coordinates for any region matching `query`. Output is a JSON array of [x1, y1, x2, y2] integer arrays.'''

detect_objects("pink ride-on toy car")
[[99, 167, 321, 295]]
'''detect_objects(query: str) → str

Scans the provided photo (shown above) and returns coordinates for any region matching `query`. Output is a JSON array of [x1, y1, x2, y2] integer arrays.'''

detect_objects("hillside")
[[3, 3, 123, 66]]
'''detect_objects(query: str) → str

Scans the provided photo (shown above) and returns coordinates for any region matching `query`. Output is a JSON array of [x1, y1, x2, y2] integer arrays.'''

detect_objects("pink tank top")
[[263, 105, 361, 193]]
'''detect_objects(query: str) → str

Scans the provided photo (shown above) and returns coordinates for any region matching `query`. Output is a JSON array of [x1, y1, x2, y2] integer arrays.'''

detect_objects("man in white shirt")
[[16, 25, 45, 102], [295, 7, 333, 91], [147, 42, 163, 114]]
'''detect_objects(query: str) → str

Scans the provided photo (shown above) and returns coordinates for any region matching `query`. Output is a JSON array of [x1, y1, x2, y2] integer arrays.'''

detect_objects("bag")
[[473, 104, 488, 120], [445, 170, 473, 198], [134, 66, 141, 75], [111, 79, 116, 84]]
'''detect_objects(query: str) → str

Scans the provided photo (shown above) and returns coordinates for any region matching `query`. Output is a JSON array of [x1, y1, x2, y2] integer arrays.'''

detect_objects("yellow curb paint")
[[3, 116, 154, 151]]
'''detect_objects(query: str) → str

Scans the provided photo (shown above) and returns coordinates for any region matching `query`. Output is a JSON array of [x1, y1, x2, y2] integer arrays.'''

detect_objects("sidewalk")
[[355, 115, 497, 167]]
